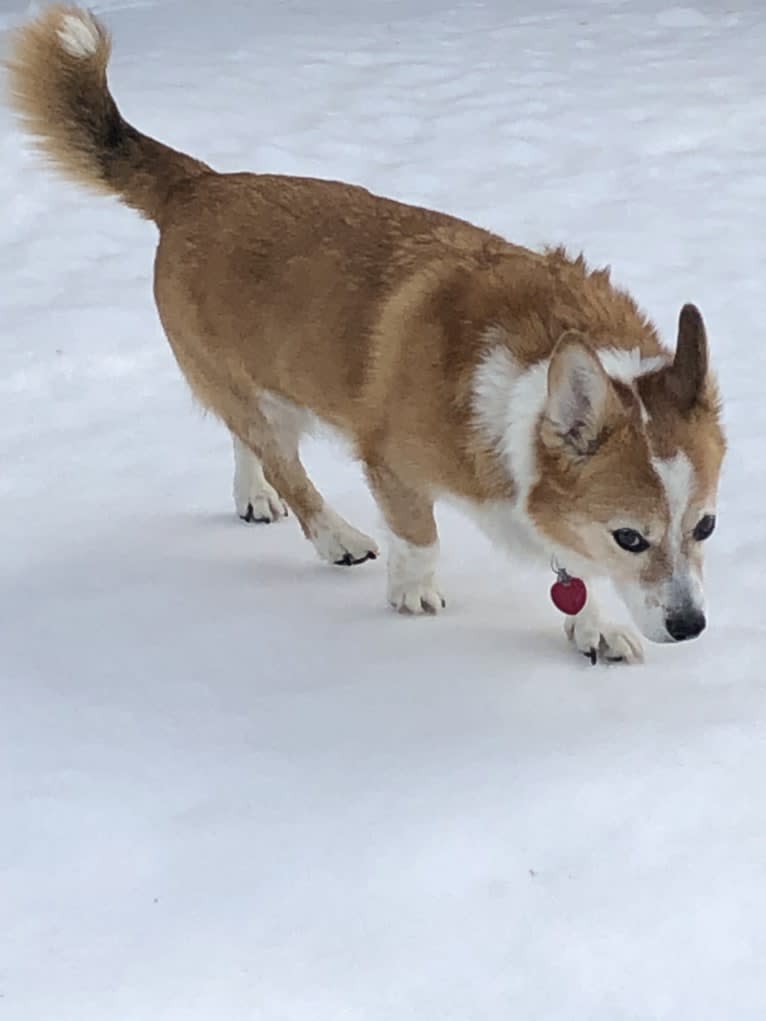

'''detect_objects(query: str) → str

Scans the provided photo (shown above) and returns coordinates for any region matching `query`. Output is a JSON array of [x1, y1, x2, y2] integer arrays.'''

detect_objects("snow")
[[1, 0, 765, 1017]]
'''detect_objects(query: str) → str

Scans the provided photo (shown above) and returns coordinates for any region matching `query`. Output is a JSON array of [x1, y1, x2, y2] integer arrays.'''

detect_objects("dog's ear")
[[543, 330, 619, 457], [666, 303, 709, 412]]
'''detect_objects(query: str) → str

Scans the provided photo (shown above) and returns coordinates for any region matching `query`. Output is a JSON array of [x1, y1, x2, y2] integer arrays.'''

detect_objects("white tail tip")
[[58, 12, 100, 58]]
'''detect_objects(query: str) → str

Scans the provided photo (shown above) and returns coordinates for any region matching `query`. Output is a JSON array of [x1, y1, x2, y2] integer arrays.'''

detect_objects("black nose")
[[665, 609, 706, 642]]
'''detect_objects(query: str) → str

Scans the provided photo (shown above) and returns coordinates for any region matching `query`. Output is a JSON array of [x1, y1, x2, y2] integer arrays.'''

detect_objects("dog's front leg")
[[565, 593, 645, 665], [386, 534, 445, 615], [365, 462, 445, 615]]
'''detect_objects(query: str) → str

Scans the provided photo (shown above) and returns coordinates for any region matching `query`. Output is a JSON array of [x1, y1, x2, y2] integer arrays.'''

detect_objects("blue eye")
[[693, 515, 716, 541], [613, 528, 650, 553]]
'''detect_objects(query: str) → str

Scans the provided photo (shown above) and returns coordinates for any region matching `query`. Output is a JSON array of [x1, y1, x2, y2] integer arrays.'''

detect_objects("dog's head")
[[529, 304, 726, 643]]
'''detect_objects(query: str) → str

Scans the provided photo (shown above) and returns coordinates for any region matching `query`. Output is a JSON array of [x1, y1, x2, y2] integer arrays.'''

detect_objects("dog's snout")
[[665, 609, 706, 642]]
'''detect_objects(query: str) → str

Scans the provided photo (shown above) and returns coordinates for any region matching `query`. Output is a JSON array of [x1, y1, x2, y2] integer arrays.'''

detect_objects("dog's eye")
[[693, 514, 716, 542], [612, 528, 650, 553]]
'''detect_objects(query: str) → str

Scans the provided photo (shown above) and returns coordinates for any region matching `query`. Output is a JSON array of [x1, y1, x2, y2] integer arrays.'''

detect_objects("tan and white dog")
[[6, 6, 727, 663]]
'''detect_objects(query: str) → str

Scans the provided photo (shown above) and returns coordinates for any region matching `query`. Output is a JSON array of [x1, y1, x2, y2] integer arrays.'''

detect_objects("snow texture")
[[1, 0, 764, 1018]]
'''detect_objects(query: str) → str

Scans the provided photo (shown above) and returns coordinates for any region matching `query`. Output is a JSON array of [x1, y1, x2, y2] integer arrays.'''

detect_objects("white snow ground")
[[1, 0, 765, 1017]]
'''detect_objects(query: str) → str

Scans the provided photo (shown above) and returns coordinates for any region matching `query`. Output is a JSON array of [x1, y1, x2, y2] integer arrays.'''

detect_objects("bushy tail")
[[5, 4, 211, 222]]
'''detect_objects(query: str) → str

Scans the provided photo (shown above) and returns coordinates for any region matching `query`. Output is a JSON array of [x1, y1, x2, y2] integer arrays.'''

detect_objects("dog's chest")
[[450, 497, 547, 563]]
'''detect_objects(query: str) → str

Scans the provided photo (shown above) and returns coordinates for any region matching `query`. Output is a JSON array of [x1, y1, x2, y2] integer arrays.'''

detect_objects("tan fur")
[[5, 5, 209, 220], [5, 6, 726, 641]]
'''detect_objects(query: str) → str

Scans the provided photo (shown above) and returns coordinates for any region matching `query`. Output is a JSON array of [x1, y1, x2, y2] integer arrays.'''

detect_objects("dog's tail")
[[5, 5, 211, 223]]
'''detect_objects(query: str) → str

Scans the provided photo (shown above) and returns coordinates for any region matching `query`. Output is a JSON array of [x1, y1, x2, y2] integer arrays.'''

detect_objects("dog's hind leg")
[[231, 396, 379, 567], [232, 434, 288, 524]]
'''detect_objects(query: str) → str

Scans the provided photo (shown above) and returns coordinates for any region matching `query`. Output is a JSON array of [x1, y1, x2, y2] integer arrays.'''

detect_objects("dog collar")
[[550, 557, 587, 615]]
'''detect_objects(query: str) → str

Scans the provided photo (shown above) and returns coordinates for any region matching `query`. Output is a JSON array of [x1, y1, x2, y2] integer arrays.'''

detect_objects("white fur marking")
[[596, 347, 667, 384], [58, 13, 100, 59], [309, 506, 378, 565], [387, 536, 444, 614], [232, 436, 286, 522], [473, 342, 547, 503], [652, 451, 694, 562], [597, 347, 666, 426], [256, 391, 310, 459], [472, 341, 523, 453], [472, 342, 594, 566]]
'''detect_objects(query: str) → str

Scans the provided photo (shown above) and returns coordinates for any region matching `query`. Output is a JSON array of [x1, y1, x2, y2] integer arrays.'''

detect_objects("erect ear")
[[667, 303, 709, 412], [543, 331, 619, 456]]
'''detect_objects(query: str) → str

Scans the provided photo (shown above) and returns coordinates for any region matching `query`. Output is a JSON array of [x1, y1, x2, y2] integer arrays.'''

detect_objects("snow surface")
[[2, 0, 765, 1017]]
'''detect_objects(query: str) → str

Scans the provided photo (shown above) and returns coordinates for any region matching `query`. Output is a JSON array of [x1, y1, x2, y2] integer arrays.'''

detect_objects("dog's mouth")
[[615, 580, 708, 645], [632, 611, 707, 645]]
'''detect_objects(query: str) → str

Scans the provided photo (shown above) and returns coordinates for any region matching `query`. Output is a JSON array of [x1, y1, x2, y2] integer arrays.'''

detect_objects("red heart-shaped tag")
[[550, 576, 587, 615]]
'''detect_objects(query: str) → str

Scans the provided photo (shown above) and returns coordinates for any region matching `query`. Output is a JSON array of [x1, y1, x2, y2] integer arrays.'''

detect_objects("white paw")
[[309, 507, 379, 566], [232, 438, 287, 524], [238, 481, 288, 524], [388, 582, 446, 615], [565, 612, 644, 665], [386, 536, 445, 615]]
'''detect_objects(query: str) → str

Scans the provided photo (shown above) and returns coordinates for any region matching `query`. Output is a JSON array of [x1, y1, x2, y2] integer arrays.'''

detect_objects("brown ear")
[[543, 331, 619, 456], [668, 303, 709, 411]]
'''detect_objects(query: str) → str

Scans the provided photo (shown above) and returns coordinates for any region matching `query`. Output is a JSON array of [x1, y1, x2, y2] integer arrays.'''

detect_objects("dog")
[[5, 5, 727, 664]]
